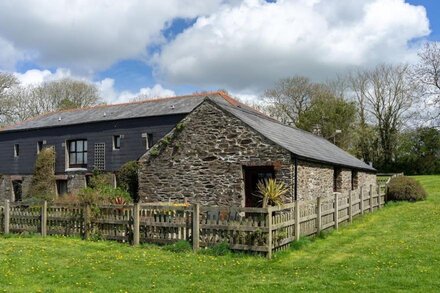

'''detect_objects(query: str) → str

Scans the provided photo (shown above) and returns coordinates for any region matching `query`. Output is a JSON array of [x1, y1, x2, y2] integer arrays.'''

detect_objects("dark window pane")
[[84, 153, 88, 164], [114, 135, 121, 149]]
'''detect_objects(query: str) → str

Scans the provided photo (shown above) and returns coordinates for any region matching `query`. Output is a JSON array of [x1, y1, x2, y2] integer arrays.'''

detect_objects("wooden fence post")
[[376, 185, 381, 209], [133, 203, 140, 246], [334, 193, 339, 230], [316, 197, 322, 235], [266, 206, 273, 259], [4, 200, 10, 234], [385, 184, 389, 203], [360, 186, 364, 215], [41, 201, 47, 237], [192, 203, 200, 251], [295, 200, 300, 241], [83, 204, 91, 240], [369, 185, 373, 212], [348, 190, 353, 223]]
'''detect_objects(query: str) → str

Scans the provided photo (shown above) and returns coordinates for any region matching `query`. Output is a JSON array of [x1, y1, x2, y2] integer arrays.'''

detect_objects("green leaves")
[[256, 178, 289, 207]]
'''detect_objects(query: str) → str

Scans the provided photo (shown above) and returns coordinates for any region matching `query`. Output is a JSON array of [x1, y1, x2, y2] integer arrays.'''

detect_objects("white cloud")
[[0, 37, 27, 70], [155, 0, 430, 92], [14, 68, 76, 86], [96, 78, 176, 104], [14, 68, 175, 104], [0, 0, 225, 72]]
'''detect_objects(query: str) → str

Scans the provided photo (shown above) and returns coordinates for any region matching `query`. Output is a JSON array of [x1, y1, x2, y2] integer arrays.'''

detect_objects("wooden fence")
[[0, 184, 385, 258]]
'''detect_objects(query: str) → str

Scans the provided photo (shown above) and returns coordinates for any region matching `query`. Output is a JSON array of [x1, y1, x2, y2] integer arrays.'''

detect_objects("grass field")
[[1, 175, 439, 292]]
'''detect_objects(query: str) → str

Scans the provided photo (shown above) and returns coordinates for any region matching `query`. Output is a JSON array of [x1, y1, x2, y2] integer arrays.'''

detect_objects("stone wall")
[[0, 173, 88, 201], [295, 162, 377, 200], [0, 176, 12, 202], [139, 100, 293, 206], [358, 171, 377, 191], [296, 161, 334, 200], [65, 172, 87, 193], [0, 175, 33, 202]]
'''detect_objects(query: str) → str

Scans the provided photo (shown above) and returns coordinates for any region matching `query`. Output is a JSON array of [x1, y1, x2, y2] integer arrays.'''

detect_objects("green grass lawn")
[[1, 175, 439, 292]]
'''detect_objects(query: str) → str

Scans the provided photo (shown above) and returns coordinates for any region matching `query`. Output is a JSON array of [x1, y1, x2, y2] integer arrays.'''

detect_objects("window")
[[113, 135, 121, 150], [351, 170, 359, 190], [333, 167, 342, 192], [146, 133, 153, 150], [37, 141, 44, 153], [14, 144, 19, 157], [56, 180, 68, 196], [68, 139, 88, 168]]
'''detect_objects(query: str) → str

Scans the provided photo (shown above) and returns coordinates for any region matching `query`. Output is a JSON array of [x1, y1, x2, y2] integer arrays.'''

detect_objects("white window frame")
[[14, 144, 19, 157], [113, 135, 121, 150]]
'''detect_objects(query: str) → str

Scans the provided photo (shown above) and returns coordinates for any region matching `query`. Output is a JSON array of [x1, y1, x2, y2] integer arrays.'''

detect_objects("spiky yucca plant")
[[256, 178, 289, 207]]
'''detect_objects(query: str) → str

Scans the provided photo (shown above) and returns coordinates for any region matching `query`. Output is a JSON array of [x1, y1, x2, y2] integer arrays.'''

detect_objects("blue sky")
[[0, 0, 438, 103], [408, 0, 439, 41]]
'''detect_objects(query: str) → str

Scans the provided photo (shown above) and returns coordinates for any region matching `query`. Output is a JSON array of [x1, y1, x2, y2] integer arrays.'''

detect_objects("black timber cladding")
[[0, 114, 185, 174]]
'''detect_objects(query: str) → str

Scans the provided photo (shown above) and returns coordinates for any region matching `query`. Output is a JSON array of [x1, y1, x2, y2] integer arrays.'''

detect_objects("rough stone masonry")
[[138, 99, 376, 206]]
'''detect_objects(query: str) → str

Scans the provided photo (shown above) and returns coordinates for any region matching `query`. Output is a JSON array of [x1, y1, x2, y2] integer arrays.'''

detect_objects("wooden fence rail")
[[1, 184, 385, 258]]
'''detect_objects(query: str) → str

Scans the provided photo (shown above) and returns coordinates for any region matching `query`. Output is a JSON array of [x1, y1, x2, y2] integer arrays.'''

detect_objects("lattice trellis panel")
[[94, 143, 106, 170]]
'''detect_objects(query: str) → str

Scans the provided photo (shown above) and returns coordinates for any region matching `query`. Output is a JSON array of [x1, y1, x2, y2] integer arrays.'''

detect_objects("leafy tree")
[[395, 127, 440, 175], [296, 95, 357, 150]]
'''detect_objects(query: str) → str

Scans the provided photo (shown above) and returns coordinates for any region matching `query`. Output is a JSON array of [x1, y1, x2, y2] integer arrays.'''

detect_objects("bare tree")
[[5, 86, 43, 123], [0, 73, 19, 125], [349, 64, 419, 167], [262, 76, 321, 126], [35, 78, 101, 111], [1, 77, 102, 125], [414, 42, 440, 122]]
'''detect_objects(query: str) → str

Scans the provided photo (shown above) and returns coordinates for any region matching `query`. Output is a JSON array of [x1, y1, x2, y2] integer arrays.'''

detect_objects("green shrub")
[[29, 147, 56, 201], [117, 161, 139, 202], [78, 171, 131, 205], [387, 176, 427, 202], [163, 240, 192, 253], [208, 241, 231, 256]]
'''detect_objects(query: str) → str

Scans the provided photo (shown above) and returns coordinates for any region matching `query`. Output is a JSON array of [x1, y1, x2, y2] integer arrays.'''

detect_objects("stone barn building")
[[0, 91, 375, 205], [139, 92, 376, 207]]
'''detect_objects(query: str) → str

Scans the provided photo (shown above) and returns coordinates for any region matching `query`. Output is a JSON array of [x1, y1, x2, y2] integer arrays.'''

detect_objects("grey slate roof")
[[1, 94, 211, 132], [209, 96, 376, 172], [1, 91, 375, 171]]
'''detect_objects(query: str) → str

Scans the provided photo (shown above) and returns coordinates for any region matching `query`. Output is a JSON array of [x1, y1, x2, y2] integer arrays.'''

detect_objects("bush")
[[209, 242, 231, 256], [163, 240, 192, 253], [29, 147, 56, 201], [78, 171, 131, 205], [387, 176, 427, 202], [117, 161, 139, 202]]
